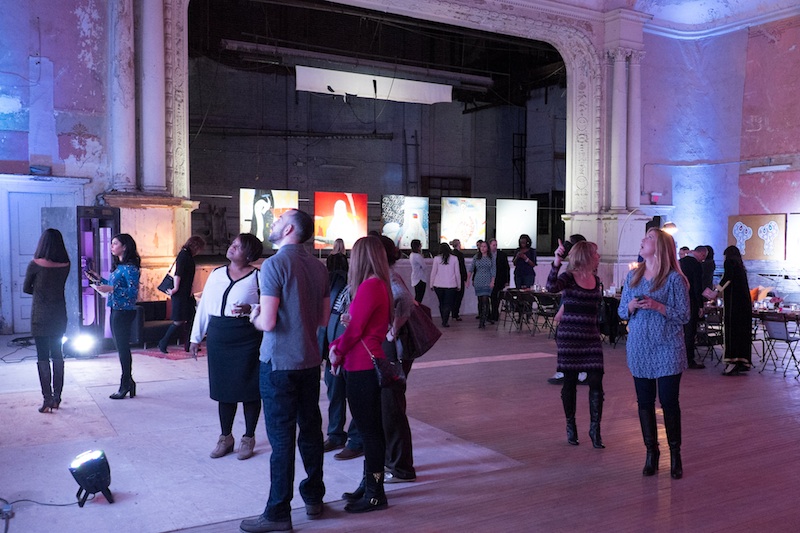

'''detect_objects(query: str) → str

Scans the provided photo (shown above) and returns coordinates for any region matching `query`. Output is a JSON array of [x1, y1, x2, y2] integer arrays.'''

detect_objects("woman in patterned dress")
[[547, 240, 604, 448], [468, 241, 496, 329], [618, 228, 690, 479]]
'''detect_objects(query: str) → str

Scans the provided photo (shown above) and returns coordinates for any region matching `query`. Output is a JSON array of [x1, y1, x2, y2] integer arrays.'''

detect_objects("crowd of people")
[[27, 216, 760, 531]]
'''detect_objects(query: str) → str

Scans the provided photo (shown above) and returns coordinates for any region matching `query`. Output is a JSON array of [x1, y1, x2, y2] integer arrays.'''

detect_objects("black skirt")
[[206, 316, 262, 403]]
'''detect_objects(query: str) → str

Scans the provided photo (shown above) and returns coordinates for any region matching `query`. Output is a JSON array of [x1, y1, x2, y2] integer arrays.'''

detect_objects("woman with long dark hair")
[[619, 228, 689, 479], [190, 234, 263, 459], [468, 240, 496, 329], [158, 235, 205, 353], [87, 234, 141, 399], [24, 228, 70, 412], [329, 236, 393, 513], [430, 242, 461, 327], [720, 245, 752, 375], [547, 240, 604, 448]]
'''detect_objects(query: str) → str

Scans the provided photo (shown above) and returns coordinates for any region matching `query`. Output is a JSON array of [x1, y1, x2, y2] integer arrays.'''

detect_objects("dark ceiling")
[[188, 0, 566, 108]]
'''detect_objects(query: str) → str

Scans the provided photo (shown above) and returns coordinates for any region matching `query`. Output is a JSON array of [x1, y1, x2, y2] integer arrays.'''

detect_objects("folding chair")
[[759, 312, 800, 378], [497, 289, 523, 331], [532, 293, 560, 338], [695, 307, 724, 365]]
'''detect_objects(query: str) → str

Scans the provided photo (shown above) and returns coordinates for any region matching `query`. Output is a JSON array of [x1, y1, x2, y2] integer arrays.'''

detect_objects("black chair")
[[695, 307, 724, 365], [533, 293, 560, 338], [760, 312, 800, 378], [497, 290, 533, 333]]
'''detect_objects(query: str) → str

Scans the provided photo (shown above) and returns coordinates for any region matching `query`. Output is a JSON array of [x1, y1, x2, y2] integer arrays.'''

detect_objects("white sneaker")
[[578, 372, 587, 382], [552, 372, 564, 379]]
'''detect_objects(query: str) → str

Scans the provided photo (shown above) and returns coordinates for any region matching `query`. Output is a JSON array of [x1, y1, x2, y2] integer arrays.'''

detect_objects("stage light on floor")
[[62, 334, 97, 358], [69, 450, 114, 507]]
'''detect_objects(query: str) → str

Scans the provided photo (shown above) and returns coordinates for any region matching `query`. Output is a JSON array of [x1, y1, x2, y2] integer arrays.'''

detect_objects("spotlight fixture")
[[69, 450, 114, 507]]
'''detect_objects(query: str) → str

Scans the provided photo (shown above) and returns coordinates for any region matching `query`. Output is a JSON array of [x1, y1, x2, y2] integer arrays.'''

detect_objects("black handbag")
[[157, 259, 177, 295], [361, 340, 405, 388]]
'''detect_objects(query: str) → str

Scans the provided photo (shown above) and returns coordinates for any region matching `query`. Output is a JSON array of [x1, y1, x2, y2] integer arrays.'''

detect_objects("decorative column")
[[109, 0, 137, 191], [140, 0, 168, 193], [626, 50, 644, 210], [608, 48, 629, 212]]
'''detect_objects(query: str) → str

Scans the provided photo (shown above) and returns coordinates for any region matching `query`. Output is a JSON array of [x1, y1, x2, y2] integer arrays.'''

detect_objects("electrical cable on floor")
[[1, 495, 91, 531]]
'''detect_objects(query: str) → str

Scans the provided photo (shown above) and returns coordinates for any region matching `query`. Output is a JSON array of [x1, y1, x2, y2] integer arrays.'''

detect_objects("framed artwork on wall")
[[381, 195, 429, 249], [240, 189, 299, 248], [440, 197, 486, 249], [727, 214, 786, 260], [496, 199, 538, 249], [314, 192, 368, 249]]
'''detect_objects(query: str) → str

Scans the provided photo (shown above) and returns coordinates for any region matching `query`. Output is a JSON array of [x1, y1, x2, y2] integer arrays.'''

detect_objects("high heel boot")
[[110, 376, 136, 399], [639, 407, 659, 476], [344, 471, 388, 513], [561, 386, 579, 445], [52, 359, 64, 409], [37, 361, 54, 413], [588, 389, 605, 449], [664, 407, 683, 479]]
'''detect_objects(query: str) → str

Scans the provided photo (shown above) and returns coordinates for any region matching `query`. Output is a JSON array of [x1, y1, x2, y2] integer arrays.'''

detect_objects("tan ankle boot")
[[210, 434, 234, 458], [238, 435, 255, 460]]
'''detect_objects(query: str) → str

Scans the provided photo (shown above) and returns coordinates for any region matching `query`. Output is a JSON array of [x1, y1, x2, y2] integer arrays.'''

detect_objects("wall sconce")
[[662, 222, 678, 235], [649, 192, 662, 205]]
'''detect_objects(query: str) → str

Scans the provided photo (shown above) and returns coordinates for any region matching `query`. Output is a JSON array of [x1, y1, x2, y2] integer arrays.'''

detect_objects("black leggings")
[[219, 400, 261, 438], [562, 370, 603, 395]]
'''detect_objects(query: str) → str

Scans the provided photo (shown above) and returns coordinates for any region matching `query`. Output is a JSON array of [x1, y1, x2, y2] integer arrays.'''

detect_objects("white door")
[[10, 191, 74, 333]]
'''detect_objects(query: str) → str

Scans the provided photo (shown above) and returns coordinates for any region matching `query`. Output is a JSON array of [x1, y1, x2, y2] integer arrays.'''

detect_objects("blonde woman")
[[547, 240, 604, 448], [329, 236, 393, 513], [618, 228, 690, 479]]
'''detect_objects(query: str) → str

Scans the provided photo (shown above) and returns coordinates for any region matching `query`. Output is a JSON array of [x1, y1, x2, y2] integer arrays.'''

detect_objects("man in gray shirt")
[[241, 209, 330, 533]]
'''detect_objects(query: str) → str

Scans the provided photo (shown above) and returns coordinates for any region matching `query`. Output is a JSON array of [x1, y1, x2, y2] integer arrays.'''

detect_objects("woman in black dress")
[[547, 240, 605, 448], [23, 229, 71, 413], [158, 236, 205, 353], [720, 245, 752, 375]]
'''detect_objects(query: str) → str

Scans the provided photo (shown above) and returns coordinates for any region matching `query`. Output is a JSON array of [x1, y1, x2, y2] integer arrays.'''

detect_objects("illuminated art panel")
[[440, 197, 486, 249], [240, 189, 299, 248], [496, 199, 538, 249], [381, 195, 429, 249], [314, 192, 368, 249], [727, 214, 786, 260]]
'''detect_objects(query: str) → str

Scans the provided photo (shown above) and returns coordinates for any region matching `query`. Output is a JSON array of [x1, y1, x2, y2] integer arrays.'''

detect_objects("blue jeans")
[[260, 363, 325, 522], [324, 360, 348, 445]]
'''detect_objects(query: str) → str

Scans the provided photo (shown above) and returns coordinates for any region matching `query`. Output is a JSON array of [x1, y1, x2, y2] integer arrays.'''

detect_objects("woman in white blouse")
[[189, 233, 263, 460], [430, 242, 462, 327], [409, 239, 427, 303]]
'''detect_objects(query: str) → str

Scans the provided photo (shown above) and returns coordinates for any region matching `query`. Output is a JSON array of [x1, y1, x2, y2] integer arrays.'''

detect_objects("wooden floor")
[[174, 318, 800, 533]]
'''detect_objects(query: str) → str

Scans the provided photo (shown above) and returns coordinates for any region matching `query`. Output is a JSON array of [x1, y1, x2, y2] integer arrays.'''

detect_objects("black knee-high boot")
[[639, 407, 659, 476], [158, 323, 181, 353], [52, 359, 64, 408], [588, 389, 605, 448], [664, 407, 682, 479], [478, 297, 489, 328], [37, 361, 54, 412], [561, 386, 579, 445]]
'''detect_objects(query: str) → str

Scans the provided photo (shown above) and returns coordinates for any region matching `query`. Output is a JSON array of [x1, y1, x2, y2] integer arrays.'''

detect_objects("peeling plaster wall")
[[739, 15, 800, 215], [640, 30, 747, 252], [0, 0, 108, 195]]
